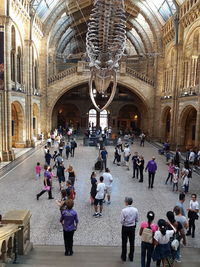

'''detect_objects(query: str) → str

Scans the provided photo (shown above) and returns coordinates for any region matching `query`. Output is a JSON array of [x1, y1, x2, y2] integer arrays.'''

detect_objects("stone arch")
[[178, 105, 197, 149], [11, 101, 25, 147], [160, 106, 172, 142], [32, 103, 40, 137], [117, 104, 142, 134], [52, 101, 81, 130]]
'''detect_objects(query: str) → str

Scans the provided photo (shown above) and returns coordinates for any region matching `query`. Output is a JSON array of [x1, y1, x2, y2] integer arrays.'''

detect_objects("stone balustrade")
[[180, 0, 199, 18], [0, 223, 18, 265], [48, 66, 77, 84], [126, 67, 154, 86], [0, 210, 32, 266], [48, 62, 154, 86]]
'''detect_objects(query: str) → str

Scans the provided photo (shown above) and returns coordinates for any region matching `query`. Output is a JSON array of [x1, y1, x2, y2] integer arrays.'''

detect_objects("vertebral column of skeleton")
[[86, 0, 126, 111]]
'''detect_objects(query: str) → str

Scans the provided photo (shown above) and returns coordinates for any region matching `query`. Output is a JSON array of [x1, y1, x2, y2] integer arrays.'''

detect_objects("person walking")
[[140, 133, 145, 147], [45, 150, 52, 166], [139, 211, 158, 267], [137, 155, 145, 183], [132, 152, 139, 179], [93, 176, 106, 217], [186, 194, 199, 238], [172, 167, 179, 192], [145, 157, 157, 188], [102, 168, 113, 204], [36, 165, 54, 200], [174, 149, 181, 168], [120, 197, 139, 262], [65, 142, 71, 159], [56, 162, 65, 190], [165, 161, 174, 184], [60, 199, 78, 256], [35, 162, 42, 180], [123, 144, 131, 170]]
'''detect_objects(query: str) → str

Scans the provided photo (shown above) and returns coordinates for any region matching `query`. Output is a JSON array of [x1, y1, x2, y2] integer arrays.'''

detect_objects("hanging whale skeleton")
[[86, 0, 126, 111]]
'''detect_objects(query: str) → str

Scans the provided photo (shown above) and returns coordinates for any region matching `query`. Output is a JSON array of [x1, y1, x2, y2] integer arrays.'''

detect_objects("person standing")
[[66, 165, 76, 186], [90, 172, 97, 205], [139, 211, 158, 267], [70, 138, 77, 157], [145, 157, 157, 188], [60, 199, 78, 256], [175, 193, 186, 217], [123, 144, 131, 170], [93, 176, 106, 217], [140, 133, 145, 147], [120, 197, 139, 262], [137, 156, 145, 183], [103, 168, 113, 204], [100, 147, 108, 171], [132, 152, 139, 179], [186, 194, 199, 238], [174, 149, 181, 168]]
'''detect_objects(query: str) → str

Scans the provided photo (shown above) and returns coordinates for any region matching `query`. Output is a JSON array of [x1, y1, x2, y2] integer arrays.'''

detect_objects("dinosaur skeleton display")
[[86, 0, 126, 111]]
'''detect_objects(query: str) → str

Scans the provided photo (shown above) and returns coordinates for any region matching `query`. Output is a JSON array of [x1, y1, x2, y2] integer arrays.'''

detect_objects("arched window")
[[11, 26, 16, 82], [100, 110, 108, 130], [89, 109, 97, 128], [17, 47, 22, 84]]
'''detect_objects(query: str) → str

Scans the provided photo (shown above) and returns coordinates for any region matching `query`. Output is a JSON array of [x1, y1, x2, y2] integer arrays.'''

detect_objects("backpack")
[[74, 142, 77, 148], [141, 227, 153, 244]]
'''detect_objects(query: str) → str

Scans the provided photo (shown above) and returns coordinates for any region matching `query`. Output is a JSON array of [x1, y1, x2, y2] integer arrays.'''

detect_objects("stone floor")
[[0, 140, 200, 251]]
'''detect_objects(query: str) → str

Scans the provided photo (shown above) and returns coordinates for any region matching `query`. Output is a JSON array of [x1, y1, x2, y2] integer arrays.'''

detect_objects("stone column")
[[1, 17, 14, 160], [195, 98, 200, 148]]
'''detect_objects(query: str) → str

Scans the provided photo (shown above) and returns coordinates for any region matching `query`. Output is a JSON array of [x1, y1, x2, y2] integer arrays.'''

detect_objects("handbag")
[[43, 186, 50, 191], [141, 228, 153, 244], [169, 223, 179, 251]]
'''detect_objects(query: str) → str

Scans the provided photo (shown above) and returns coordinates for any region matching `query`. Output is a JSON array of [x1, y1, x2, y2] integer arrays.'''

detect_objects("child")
[[35, 162, 42, 180], [165, 161, 174, 184], [172, 167, 179, 191]]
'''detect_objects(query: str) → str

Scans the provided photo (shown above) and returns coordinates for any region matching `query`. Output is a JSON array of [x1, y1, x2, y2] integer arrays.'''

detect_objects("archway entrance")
[[117, 105, 141, 134], [11, 101, 25, 147], [51, 83, 149, 135], [179, 106, 197, 149]]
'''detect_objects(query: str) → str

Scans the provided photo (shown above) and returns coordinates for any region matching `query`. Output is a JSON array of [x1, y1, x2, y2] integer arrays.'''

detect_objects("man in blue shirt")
[[100, 147, 108, 171]]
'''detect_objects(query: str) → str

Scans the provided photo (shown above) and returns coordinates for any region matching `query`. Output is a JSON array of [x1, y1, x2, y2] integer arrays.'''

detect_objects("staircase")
[[6, 246, 200, 267]]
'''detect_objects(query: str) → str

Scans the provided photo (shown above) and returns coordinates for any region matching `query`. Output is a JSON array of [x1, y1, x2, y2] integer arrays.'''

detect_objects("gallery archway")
[[178, 106, 197, 149], [11, 101, 25, 147], [161, 107, 171, 142], [33, 103, 40, 137]]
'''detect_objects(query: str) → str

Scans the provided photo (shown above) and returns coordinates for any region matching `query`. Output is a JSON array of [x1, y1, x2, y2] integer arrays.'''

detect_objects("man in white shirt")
[[124, 144, 131, 170], [103, 168, 113, 204], [120, 197, 138, 262], [93, 176, 106, 217]]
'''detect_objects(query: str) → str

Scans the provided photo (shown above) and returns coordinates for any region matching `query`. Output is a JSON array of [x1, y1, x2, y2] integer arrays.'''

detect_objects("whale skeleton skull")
[[86, 0, 126, 111]]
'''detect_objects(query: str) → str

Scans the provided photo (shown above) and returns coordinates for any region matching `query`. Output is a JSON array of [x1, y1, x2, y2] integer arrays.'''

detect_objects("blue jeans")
[[141, 241, 154, 267]]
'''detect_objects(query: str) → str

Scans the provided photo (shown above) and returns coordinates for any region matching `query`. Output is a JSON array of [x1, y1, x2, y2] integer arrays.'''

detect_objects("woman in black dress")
[[90, 172, 97, 204], [138, 155, 145, 182], [66, 165, 76, 186]]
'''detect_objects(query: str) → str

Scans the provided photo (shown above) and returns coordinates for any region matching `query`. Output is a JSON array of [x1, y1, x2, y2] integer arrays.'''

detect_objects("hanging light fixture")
[[86, 0, 126, 111]]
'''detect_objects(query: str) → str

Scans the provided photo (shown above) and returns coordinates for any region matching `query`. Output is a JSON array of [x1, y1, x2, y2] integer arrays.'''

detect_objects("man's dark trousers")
[[121, 225, 136, 261], [148, 172, 155, 188]]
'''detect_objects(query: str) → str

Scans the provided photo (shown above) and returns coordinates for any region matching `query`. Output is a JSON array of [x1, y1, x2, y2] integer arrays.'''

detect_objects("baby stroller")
[[94, 157, 102, 170]]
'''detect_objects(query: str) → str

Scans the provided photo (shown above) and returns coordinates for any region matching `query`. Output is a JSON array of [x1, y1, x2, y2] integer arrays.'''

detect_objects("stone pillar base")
[[2, 150, 15, 161], [26, 140, 32, 148]]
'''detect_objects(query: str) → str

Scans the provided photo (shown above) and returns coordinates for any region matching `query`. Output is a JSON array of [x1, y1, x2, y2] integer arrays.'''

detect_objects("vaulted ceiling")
[[30, 0, 185, 59]]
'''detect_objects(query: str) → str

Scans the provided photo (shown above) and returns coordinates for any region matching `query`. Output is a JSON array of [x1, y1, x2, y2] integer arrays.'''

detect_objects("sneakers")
[[98, 213, 102, 217], [93, 213, 99, 217], [107, 201, 111, 204], [175, 259, 181, 263]]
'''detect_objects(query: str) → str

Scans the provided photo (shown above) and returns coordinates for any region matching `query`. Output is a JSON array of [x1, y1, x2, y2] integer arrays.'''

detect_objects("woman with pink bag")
[[36, 165, 54, 200]]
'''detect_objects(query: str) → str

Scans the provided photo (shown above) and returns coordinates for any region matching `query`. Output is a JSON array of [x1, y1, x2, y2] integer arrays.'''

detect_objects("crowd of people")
[[31, 128, 199, 265]]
